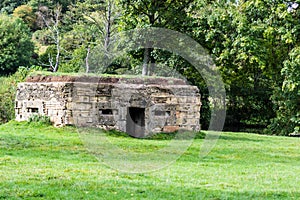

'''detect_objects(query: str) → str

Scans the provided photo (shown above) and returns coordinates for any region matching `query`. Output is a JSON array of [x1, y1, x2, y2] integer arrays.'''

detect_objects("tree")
[[0, 14, 34, 75], [192, 0, 296, 132], [119, 0, 194, 75], [13, 5, 37, 30], [37, 4, 62, 72], [0, 0, 30, 14], [63, 0, 121, 73], [262, 1, 300, 135], [269, 47, 300, 135], [28, 0, 78, 13]]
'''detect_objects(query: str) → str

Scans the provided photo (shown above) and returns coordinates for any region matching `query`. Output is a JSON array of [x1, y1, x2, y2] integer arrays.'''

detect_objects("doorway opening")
[[126, 107, 145, 138]]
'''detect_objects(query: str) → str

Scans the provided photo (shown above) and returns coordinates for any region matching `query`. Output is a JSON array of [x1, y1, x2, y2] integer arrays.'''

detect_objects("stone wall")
[[15, 75, 201, 137]]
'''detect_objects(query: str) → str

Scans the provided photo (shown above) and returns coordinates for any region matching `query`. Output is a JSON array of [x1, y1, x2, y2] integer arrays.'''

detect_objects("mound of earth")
[[25, 74, 187, 85]]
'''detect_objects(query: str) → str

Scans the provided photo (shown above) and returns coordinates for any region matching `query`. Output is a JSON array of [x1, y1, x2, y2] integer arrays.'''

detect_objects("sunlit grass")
[[1, 121, 300, 199]]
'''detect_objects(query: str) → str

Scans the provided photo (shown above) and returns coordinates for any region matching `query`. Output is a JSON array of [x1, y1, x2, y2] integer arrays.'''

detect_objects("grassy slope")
[[1, 121, 300, 199]]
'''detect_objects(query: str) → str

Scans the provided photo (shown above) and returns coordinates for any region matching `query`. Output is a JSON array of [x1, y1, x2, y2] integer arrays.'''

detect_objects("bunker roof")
[[25, 73, 188, 86]]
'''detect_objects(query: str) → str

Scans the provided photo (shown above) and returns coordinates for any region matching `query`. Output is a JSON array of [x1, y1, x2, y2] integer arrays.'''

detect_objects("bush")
[[0, 77, 15, 123], [0, 66, 42, 124], [28, 114, 52, 126]]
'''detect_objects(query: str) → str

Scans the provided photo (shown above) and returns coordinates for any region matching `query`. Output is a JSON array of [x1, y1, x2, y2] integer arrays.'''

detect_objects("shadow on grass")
[[145, 131, 206, 140], [219, 135, 263, 142], [102, 129, 132, 138], [101, 129, 206, 140]]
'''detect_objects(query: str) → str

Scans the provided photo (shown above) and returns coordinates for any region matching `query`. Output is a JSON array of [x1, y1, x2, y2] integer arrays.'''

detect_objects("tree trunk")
[[142, 14, 156, 76], [104, 1, 112, 51], [86, 47, 90, 73], [142, 47, 150, 76], [142, 41, 154, 76], [148, 49, 155, 76], [53, 28, 60, 72]]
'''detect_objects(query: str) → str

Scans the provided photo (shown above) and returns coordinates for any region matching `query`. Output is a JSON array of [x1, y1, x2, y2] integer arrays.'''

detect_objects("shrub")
[[0, 77, 15, 123], [28, 114, 52, 126], [0, 66, 42, 124]]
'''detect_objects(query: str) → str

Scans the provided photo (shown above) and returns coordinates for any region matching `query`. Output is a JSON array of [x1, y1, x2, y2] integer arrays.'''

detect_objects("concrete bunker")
[[15, 75, 201, 137]]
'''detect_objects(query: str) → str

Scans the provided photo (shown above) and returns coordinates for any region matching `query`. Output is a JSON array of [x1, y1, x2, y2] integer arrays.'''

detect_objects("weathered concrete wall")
[[15, 76, 201, 137]]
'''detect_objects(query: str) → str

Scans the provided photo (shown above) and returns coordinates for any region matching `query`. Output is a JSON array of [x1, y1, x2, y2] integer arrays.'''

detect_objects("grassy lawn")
[[1, 121, 300, 199]]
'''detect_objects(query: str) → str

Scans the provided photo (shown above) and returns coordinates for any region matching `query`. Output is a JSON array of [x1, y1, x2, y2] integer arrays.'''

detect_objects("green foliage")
[[192, 0, 298, 133], [32, 29, 53, 45], [38, 45, 57, 65], [28, 0, 78, 12], [269, 47, 300, 135], [0, 0, 30, 14], [27, 114, 52, 126], [0, 66, 42, 124], [13, 5, 36, 30], [0, 0, 298, 135], [0, 14, 34, 75], [58, 46, 86, 73], [0, 77, 15, 124], [119, 0, 193, 30]]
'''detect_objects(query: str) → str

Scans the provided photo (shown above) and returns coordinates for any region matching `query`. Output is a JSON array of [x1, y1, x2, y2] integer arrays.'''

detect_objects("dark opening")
[[27, 108, 39, 113], [126, 107, 145, 138], [100, 109, 113, 115], [166, 111, 170, 116], [32, 108, 39, 113], [154, 110, 171, 116], [155, 110, 165, 116]]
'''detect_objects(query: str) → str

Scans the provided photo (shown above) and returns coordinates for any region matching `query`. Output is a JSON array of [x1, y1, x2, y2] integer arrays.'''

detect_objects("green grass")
[[1, 121, 300, 199]]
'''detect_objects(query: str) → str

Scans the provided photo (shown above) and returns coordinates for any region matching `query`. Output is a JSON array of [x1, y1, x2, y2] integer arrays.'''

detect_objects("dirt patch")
[[25, 75, 187, 85]]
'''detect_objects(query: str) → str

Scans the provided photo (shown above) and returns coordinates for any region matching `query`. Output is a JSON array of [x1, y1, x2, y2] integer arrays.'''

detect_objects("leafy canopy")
[[0, 14, 34, 75]]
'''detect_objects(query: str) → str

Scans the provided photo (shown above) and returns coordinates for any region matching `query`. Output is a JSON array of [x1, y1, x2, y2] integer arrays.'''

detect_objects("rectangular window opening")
[[155, 110, 165, 116], [27, 108, 39, 113], [166, 111, 170, 116], [100, 109, 113, 115], [155, 110, 171, 117]]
